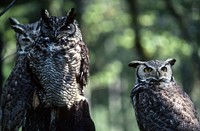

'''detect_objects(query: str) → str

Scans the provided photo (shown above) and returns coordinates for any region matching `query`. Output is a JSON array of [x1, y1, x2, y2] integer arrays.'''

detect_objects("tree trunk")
[[0, 32, 3, 96], [126, 0, 148, 60]]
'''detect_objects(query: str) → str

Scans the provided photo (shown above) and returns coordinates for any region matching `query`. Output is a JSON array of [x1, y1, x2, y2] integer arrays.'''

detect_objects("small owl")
[[1, 18, 41, 130], [28, 8, 89, 108], [9, 17, 41, 53], [129, 58, 200, 131]]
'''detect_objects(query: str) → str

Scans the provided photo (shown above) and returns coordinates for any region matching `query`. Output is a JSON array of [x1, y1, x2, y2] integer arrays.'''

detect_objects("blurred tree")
[[163, 0, 200, 94], [0, 32, 3, 95], [126, 0, 148, 60]]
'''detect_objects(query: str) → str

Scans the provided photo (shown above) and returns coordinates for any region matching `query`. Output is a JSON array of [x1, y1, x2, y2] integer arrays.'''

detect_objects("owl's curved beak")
[[149, 71, 162, 83], [156, 71, 160, 80]]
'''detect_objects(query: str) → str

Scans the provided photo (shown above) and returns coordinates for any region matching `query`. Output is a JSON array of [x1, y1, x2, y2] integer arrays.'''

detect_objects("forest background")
[[0, 0, 200, 131]]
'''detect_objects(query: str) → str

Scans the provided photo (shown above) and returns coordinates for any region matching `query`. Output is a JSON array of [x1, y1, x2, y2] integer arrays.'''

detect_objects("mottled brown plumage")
[[0, 18, 40, 130], [28, 8, 89, 108], [1, 9, 94, 131], [129, 59, 200, 131], [26, 9, 94, 130]]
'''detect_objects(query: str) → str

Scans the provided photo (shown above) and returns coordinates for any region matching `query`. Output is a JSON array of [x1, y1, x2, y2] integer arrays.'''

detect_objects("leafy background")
[[0, 0, 200, 131]]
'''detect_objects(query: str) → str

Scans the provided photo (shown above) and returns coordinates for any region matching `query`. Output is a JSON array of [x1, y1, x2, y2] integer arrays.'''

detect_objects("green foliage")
[[141, 30, 192, 58]]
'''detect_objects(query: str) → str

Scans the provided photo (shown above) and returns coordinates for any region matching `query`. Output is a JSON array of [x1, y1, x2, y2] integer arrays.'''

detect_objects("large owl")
[[28, 8, 89, 108], [0, 18, 40, 130], [27, 9, 94, 130], [129, 58, 200, 131]]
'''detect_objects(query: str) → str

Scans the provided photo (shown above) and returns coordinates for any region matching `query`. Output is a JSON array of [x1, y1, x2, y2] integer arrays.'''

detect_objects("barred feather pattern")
[[27, 9, 90, 108], [1, 9, 91, 130], [28, 35, 88, 108]]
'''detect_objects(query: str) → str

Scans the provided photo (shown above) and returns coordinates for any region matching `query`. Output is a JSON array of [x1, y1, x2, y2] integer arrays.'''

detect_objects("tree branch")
[[0, 0, 16, 17], [0, 33, 3, 95]]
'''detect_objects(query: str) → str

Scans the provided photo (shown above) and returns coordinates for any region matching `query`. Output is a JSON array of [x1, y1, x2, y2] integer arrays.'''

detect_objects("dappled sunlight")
[[142, 30, 192, 58], [89, 60, 122, 89]]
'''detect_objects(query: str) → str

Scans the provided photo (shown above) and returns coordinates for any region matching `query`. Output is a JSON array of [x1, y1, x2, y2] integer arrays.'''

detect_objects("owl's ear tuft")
[[9, 17, 20, 25], [166, 58, 176, 66], [128, 61, 144, 68], [66, 8, 76, 25], [41, 9, 50, 24], [9, 17, 25, 34], [11, 24, 26, 34]]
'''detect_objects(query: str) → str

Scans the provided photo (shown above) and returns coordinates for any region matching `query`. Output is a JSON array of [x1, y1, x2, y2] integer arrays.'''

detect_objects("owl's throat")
[[149, 78, 166, 82], [138, 77, 171, 84]]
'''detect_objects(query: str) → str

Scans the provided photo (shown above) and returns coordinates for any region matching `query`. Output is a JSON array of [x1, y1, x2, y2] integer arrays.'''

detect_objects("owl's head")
[[9, 17, 40, 54], [40, 8, 82, 42], [129, 58, 176, 83]]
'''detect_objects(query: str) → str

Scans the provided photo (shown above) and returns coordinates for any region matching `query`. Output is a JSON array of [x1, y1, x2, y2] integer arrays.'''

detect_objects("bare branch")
[[0, 0, 17, 17]]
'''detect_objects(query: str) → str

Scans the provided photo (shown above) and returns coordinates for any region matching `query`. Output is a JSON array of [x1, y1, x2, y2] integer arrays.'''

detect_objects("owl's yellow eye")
[[143, 67, 152, 72], [161, 67, 167, 72]]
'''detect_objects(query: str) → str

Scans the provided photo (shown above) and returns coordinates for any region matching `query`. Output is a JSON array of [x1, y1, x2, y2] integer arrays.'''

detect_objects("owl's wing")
[[132, 83, 200, 131], [1, 56, 35, 130], [173, 84, 200, 128], [78, 41, 89, 90]]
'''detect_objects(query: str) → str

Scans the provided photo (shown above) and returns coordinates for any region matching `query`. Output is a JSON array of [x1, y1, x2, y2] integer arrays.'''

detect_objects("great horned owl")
[[0, 18, 40, 130], [28, 8, 89, 108], [129, 58, 200, 131], [26, 9, 92, 130]]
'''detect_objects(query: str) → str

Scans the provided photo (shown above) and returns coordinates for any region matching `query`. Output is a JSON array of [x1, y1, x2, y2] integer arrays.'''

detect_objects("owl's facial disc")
[[129, 58, 176, 84], [140, 64, 172, 83], [142, 65, 158, 82], [148, 65, 172, 83], [157, 65, 173, 83]]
